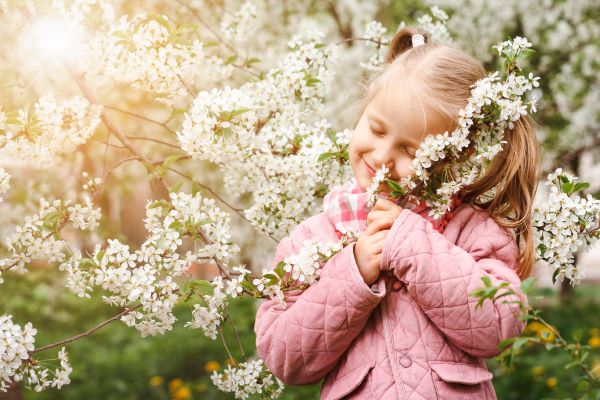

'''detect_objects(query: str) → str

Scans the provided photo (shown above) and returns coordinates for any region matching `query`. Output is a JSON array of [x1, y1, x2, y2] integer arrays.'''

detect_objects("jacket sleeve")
[[380, 207, 528, 359], [254, 220, 387, 385]]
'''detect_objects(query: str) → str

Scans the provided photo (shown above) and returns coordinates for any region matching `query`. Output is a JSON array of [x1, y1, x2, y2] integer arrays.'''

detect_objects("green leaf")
[[325, 128, 337, 144], [169, 181, 183, 193], [111, 30, 129, 40], [78, 257, 97, 268], [169, 221, 183, 230], [274, 261, 285, 278], [318, 152, 334, 162], [562, 182, 574, 194], [262, 273, 277, 280], [481, 275, 492, 287], [519, 48, 536, 57], [192, 279, 215, 297], [520, 277, 536, 294], [148, 199, 170, 209], [191, 180, 201, 196], [498, 337, 516, 349], [565, 360, 579, 370], [577, 380, 590, 392], [148, 15, 172, 34], [386, 179, 403, 193], [552, 268, 560, 285], [572, 329, 583, 342], [96, 250, 106, 262], [163, 154, 186, 168], [573, 182, 590, 193], [245, 57, 261, 67], [225, 55, 237, 64], [229, 108, 251, 119]]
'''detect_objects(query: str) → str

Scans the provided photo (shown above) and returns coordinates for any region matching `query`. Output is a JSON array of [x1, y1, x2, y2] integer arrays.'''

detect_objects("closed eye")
[[369, 126, 384, 136], [402, 146, 416, 158]]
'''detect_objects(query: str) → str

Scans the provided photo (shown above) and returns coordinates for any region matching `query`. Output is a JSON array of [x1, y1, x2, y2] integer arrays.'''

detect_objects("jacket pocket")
[[430, 361, 493, 400], [324, 361, 376, 400]]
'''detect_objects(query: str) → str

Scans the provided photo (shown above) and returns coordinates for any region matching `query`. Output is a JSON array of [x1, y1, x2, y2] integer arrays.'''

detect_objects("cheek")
[[396, 158, 415, 179]]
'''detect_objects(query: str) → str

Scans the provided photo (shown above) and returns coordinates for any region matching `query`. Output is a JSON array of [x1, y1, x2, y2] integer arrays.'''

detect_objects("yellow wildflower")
[[149, 376, 164, 386], [532, 366, 544, 377], [546, 376, 557, 390], [525, 321, 555, 342], [588, 336, 600, 348], [172, 386, 192, 400], [204, 360, 220, 373], [169, 378, 184, 391]]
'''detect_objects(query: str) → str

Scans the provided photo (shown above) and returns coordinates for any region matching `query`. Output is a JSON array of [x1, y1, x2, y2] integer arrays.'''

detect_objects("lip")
[[363, 158, 377, 177]]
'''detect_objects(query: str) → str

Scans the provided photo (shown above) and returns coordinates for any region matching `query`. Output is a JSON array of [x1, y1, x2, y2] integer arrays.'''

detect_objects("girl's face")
[[349, 80, 451, 192]]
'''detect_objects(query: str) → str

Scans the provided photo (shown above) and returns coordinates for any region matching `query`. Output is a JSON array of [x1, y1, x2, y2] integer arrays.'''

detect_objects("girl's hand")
[[367, 197, 404, 226], [354, 217, 394, 286]]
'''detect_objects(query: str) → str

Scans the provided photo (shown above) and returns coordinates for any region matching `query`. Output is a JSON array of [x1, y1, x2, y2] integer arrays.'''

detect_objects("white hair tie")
[[411, 34, 425, 47]]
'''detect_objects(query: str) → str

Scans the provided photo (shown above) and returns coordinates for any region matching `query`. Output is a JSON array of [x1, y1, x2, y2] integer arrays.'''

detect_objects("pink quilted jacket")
[[254, 203, 528, 399]]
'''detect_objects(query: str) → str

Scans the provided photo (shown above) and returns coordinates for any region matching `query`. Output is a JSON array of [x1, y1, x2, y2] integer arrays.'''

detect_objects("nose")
[[371, 145, 395, 171]]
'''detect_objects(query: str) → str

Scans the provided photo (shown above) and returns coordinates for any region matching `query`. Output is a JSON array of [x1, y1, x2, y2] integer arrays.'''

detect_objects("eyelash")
[[369, 126, 415, 158]]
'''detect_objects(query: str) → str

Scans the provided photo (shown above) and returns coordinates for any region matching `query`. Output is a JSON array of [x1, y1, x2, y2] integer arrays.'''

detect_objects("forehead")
[[368, 75, 450, 143]]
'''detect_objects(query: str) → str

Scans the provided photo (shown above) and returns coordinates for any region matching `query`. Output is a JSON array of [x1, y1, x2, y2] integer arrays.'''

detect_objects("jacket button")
[[392, 281, 402, 291], [399, 356, 412, 368]]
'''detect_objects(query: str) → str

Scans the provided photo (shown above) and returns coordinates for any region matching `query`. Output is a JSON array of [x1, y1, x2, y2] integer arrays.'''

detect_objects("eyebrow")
[[368, 113, 421, 148]]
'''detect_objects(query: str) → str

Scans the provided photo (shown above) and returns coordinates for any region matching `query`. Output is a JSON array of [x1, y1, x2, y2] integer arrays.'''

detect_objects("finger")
[[373, 197, 396, 211], [364, 217, 394, 236], [367, 210, 390, 224], [370, 230, 390, 253]]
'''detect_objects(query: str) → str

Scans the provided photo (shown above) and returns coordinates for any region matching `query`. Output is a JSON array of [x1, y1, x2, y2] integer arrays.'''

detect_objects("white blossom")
[[532, 168, 600, 286], [211, 358, 284, 400]]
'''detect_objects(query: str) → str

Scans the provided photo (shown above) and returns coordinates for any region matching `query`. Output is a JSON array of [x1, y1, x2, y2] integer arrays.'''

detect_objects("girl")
[[254, 26, 539, 400]]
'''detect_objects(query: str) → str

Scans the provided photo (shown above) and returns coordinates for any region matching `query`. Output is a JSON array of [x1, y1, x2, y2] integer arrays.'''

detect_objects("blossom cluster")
[[0, 197, 100, 284], [177, 30, 348, 237], [185, 265, 250, 340], [532, 168, 600, 286], [58, 191, 239, 337], [210, 358, 284, 400], [358, 7, 452, 71], [0, 95, 102, 165], [396, 38, 540, 219], [0, 168, 9, 202], [366, 164, 389, 208], [84, 13, 232, 105], [220, 1, 258, 41], [0, 315, 71, 393], [251, 227, 359, 304]]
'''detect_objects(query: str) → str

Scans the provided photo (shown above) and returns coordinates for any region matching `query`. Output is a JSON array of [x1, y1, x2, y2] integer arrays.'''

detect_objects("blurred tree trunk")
[[0, 381, 22, 400]]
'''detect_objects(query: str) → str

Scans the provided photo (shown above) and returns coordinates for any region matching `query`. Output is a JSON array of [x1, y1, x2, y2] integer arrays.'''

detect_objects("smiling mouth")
[[363, 159, 376, 177]]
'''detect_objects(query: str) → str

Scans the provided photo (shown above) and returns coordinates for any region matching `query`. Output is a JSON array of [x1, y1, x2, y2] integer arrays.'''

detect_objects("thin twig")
[[126, 135, 181, 149], [104, 105, 176, 135], [228, 315, 246, 359], [31, 304, 143, 354], [174, 0, 238, 56], [177, 74, 196, 97], [63, 61, 170, 193], [166, 166, 278, 243], [219, 328, 237, 367]]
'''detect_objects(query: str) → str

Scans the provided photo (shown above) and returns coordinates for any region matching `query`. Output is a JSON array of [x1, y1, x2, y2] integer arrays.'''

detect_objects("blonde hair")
[[351, 26, 540, 279]]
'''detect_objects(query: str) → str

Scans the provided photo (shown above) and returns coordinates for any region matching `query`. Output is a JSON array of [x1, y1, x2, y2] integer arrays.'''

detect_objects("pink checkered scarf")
[[323, 177, 460, 239]]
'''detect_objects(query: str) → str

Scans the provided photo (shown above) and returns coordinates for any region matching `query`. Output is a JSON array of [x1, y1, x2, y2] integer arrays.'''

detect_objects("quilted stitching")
[[254, 205, 525, 399]]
